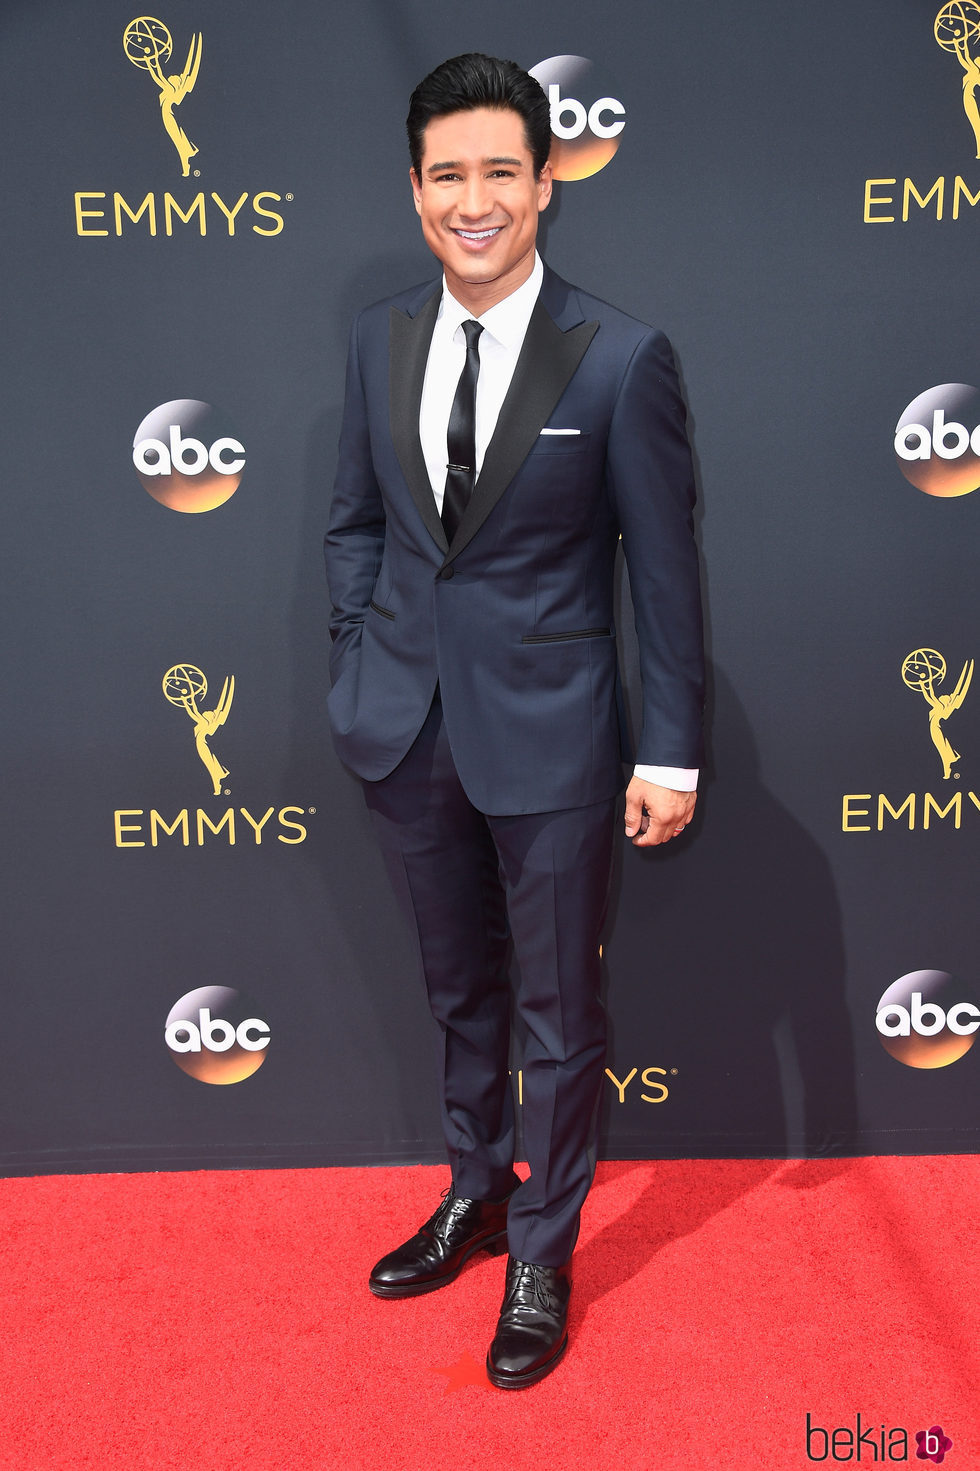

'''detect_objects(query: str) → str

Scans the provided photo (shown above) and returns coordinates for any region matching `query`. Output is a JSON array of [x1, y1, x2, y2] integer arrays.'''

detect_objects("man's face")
[[411, 106, 552, 312]]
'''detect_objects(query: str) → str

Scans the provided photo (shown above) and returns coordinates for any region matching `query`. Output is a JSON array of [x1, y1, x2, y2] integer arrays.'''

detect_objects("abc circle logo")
[[894, 383, 980, 497], [529, 56, 625, 180], [133, 399, 245, 512], [875, 970, 979, 1069], [165, 986, 269, 1084]]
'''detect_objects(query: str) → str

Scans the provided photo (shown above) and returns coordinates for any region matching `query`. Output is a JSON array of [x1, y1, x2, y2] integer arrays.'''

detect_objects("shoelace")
[[429, 1188, 475, 1241], [504, 1260, 559, 1313]]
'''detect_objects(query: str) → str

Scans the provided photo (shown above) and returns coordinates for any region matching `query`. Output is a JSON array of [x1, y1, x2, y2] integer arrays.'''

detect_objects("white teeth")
[[457, 228, 499, 240]]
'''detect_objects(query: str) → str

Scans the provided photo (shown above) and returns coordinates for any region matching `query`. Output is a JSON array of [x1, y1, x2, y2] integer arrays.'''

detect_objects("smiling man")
[[410, 105, 547, 309], [324, 53, 705, 1389]]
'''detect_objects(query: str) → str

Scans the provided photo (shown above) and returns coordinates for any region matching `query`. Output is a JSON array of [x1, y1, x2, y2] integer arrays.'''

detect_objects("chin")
[[456, 263, 497, 283]]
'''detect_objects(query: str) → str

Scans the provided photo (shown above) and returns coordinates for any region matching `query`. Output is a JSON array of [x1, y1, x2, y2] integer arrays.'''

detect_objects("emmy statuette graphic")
[[124, 16, 202, 177], [163, 664, 234, 795], [935, 1, 980, 157], [902, 647, 974, 780]]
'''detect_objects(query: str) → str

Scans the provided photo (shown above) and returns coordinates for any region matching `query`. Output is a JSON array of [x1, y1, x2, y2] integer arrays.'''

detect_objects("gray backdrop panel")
[[1, 0, 977, 1174]]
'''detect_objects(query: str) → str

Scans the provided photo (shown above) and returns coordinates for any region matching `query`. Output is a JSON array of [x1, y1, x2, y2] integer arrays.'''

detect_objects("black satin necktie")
[[442, 318, 484, 541]]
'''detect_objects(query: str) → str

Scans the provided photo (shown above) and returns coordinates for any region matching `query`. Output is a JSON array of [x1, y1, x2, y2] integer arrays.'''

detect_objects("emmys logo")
[[113, 666, 311, 850], [875, 969, 979, 1068], [936, 2, 980, 159], [72, 22, 291, 238], [133, 400, 245, 512], [164, 664, 234, 796], [841, 644, 980, 835], [902, 648, 974, 780], [894, 384, 980, 496], [165, 985, 270, 1084], [862, 5, 980, 223], [528, 56, 625, 180], [123, 16, 202, 178]]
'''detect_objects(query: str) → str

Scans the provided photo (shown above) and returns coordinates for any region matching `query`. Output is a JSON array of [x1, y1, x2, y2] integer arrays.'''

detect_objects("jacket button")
[[438, 565, 454, 580]]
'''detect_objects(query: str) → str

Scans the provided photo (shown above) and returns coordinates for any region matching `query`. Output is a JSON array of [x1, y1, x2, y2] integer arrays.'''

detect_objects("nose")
[[457, 173, 492, 221]]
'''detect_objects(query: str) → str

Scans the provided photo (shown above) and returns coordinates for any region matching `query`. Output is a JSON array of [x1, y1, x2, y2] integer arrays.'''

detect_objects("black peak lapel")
[[389, 290, 447, 553], [445, 298, 598, 563]]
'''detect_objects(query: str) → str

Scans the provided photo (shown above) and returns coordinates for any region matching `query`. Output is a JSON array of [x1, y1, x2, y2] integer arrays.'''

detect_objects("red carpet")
[[1, 1158, 976, 1469]]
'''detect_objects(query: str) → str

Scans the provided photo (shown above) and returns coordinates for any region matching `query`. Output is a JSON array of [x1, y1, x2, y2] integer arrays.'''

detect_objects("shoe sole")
[[368, 1231, 508, 1299], [486, 1334, 568, 1389]]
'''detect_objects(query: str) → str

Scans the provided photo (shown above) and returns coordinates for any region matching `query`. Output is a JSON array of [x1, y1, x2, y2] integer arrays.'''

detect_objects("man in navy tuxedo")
[[325, 53, 704, 1388]]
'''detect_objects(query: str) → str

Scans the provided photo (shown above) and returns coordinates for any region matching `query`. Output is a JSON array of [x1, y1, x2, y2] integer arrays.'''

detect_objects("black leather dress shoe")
[[368, 1187, 513, 1298], [486, 1256, 571, 1389]]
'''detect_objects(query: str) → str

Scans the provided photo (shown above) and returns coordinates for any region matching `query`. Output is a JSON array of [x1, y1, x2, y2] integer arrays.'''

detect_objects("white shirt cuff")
[[633, 765, 699, 791]]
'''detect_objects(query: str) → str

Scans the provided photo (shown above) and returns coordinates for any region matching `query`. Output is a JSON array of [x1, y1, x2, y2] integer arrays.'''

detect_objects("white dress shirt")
[[418, 253, 697, 794], [420, 255, 544, 506]]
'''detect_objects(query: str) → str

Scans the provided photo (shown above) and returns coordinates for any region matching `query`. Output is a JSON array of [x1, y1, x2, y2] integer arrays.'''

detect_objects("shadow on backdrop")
[[600, 655, 858, 1160]]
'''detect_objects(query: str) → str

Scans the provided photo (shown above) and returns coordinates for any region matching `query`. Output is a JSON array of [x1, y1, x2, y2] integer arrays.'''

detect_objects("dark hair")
[[407, 53, 552, 178]]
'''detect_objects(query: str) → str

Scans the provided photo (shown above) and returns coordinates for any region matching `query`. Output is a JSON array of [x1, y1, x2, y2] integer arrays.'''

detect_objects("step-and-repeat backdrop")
[[3, 0, 978, 1175]]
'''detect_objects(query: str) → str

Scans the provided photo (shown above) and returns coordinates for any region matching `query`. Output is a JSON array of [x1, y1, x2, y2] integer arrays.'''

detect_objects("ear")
[[410, 167, 423, 216], [536, 159, 553, 213]]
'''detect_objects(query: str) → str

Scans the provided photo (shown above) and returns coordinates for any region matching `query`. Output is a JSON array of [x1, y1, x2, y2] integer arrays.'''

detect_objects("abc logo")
[[875, 969, 979, 1069], [529, 56, 625, 181], [894, 383, 980, 497], [165, 985, 269, 1084], [133, 399, 245, 512]]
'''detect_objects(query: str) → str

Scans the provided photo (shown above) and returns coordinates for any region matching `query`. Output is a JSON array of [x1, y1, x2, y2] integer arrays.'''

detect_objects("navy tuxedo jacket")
[[325, 265, 704, 815]]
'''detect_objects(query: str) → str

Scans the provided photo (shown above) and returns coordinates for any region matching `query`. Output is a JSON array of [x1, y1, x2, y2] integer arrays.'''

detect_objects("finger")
[[632, 818, 666, 847], [634, 816, 690, 847], [624, 796, 645, 835]]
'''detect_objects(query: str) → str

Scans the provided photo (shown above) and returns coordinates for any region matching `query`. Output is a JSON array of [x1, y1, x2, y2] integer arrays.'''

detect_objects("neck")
[[444, 248, 537, 317]]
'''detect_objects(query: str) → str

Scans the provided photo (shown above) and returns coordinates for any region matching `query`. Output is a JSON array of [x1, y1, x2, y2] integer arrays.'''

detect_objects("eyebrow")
[[425, 155, 524, 174]]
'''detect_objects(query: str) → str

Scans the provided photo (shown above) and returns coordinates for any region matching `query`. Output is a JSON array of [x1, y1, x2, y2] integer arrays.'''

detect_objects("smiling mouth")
[[452, 227, 502, 243]]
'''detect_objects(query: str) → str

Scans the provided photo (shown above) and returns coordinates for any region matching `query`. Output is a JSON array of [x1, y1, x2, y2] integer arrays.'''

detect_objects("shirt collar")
[[439, 252, 544, 350]]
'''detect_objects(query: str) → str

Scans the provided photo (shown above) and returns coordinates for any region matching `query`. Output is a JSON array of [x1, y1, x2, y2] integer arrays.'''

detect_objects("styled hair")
[[407, 53, 552, 178]]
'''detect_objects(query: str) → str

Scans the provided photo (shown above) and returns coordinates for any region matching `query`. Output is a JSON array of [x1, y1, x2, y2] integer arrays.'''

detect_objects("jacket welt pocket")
[[521, 626, 610, 644], [369, 600, 395, 620], [532, 432, 591, 455]]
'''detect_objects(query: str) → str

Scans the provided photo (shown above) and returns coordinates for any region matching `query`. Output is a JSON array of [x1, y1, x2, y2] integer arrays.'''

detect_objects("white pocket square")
[[539, 427, 581, 435]]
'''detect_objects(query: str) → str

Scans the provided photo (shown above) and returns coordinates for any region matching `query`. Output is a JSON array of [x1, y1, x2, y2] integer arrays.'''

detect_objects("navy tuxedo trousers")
[[364, 691, 616, 1267]]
